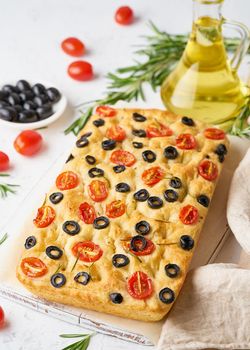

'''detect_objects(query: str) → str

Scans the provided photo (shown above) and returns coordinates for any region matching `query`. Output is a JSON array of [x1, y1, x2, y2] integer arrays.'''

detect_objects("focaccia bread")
[[16, 107, 229, 321]]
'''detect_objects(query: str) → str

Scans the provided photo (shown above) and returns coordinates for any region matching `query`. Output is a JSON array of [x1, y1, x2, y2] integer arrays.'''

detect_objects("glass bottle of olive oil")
[[161, 0, 250, 129]]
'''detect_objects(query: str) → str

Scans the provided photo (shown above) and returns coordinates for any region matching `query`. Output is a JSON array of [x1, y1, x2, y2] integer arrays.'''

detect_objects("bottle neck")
[[193, 0, 223, 22]]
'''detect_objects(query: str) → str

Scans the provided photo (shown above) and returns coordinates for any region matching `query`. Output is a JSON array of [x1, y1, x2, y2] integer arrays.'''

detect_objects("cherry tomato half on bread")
[[141, 166, 165, 187], [127, 271, 153, 300], [106, 125, 126, 141], [179, 205, 199, 225], [0, 151, 9, 171], [61, 37, 85, 57], [198, 160, 218, 181], [115, 6, 134, 25], [122, 238, 155, 256], [72, 241, 103, 263], [146, 123, 173, 138], [68, 61, 93, 81], [0, 306, 5, 328], [106, 200, 126, 218], [176, 133, 196, 150], [56, 171, 79, 190], [14, 130, 42, 156], [204, 128, 225, 140], [79, 202, 96, 224], [88, 180, 108, 202], [110, 150, 136, 167], [33, 206, 56, 228], [96, 105, 116, 117], [21, 257, 48, 278]]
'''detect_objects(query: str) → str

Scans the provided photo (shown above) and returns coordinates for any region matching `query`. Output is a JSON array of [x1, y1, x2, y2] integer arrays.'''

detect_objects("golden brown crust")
[[16, 108, 229, 321]]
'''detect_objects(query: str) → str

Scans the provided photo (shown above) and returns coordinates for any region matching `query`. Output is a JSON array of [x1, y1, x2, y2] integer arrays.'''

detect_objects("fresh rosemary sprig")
[[59, 332, 94, 350], [230, 96, 250, 138], [0, 233, 8, 246], [0, 174, 19, 198], [65, 21, 248, 136]]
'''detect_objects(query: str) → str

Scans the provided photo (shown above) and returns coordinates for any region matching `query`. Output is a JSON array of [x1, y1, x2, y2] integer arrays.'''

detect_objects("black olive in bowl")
[[18, 110, 38, 123], [0, 80, 64, 126], [0, 107, 17, 121]]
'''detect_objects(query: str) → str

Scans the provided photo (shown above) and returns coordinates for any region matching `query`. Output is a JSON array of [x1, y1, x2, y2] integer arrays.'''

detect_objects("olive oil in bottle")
[[161, 0, 250, 129]]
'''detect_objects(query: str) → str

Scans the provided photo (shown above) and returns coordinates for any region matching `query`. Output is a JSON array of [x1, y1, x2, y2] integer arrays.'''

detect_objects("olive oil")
[[161, 8, 249, 129]]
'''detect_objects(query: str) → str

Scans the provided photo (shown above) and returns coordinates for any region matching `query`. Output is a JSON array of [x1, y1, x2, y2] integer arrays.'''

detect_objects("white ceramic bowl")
[[0, 80, 67, 130]]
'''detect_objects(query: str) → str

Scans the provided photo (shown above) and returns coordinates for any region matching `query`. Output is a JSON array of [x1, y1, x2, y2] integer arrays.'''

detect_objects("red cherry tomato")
[[106, 125, 126, 141], [0, 306, 4, 328], [96, 105, 116, 117], [115, 6, 134, 25], [179, 205, 199, 225], [146, 123, 173, 138], [14, 130, 42, 156], [176, 133, 196, 150], [141, 166, 165, 187], [0, 151, 9, 171], [204, 128, 225, 140], [79, 202, 96, 224], [127, 271, 153, 300], [61, 37, 85, 57], [56, 171, 79, 190], [110, 150, 136, 167], [72, 241, 103, 263], [33, 206, 56, 228], [106, 200, 126, 218], [198, 160, 218, 181], [88, 180, 108, 202], [123, 238, 155, 256], [21, 257, 48, 278], [68, 61, 93, 81]]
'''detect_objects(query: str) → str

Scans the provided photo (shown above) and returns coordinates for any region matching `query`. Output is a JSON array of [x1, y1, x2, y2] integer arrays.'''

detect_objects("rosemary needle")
[[59, 332, 95, 350], [0, 233, 8, 246], [65, 21, 248, 136]]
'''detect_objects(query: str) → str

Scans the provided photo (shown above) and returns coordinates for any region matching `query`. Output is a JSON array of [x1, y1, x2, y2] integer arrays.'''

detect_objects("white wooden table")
[[0, 0, 249, 349]]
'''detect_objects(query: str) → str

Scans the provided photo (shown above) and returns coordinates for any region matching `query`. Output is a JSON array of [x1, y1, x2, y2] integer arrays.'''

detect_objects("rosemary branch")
[[65, 21, 249, 136], [230, 96, 250, 138], [0, 174, 19, 198]]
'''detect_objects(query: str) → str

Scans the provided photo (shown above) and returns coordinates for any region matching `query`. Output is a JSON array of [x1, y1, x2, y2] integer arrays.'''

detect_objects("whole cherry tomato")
[[176, 133, 196, 150], [146, 124, 172, 138], [0, 306, 5, 328], [106, 125, 126, 141], [179, 205, 199, 225], [204, 128, 225, 140], [127, 271, 153, 300], [14, 130, 42, 156], [0, 151, 9, 171], [61, 37, 85, 57], [72, 241, 103, 263], [110, 150, 136, 167], [106, 200, 126, 218], [33, 206, 56, 228], [56, 171, 79, 190], [79, 202, 96, 224], [115, 6, 134, 25], [198, 160, 218, 181], [68, 61, 93, 81], [21, 257, 48, 278], [96, 105, 116, 117], [88, 180, 108, 202], [141, 166, 165, 187]]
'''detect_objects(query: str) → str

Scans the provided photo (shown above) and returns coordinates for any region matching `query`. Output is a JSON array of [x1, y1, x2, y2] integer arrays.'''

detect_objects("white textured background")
[[0, 0, 249, 349]]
